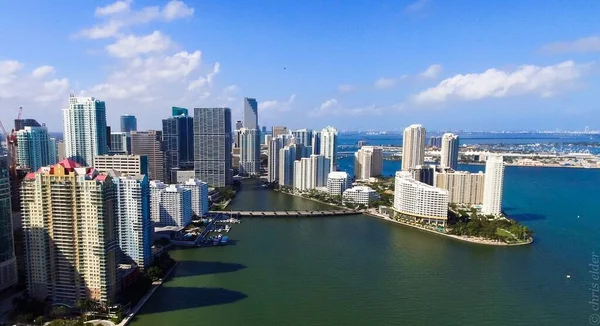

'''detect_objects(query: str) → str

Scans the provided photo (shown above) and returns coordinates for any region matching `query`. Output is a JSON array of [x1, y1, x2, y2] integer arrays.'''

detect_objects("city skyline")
[[1, 0, 600, 131]]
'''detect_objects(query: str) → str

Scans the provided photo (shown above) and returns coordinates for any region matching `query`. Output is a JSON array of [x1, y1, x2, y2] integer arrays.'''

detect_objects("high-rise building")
[[63, 95, 108, 166], [264, 134, 272, 146], [261, 126, 267, 134], [106, 126, 112, 149], [172, 107, 188, 117], [354, 146, 383, 180], [243, 98, 258, 130], [320, 126, 338, 172], [293, 154, 329, 191], [149, 182, 192, 227], [57, 141, 66, 161], [482, 155, 505, 215], [402, 124, 426, 171], [409, 164, 435, 186], [14, 118, 40, 131], [440, 133, 460, 170], [235, 120, 243, 130], [0, 156, 17, 292], [278, 145, 296, 187], [130, 131, 165, 181], [16, 126, 50, 171], [435, 170, 485, 205], [193, 108, 232, 187], [291, 129, 313, 147], [181, 179, 209, 218], [327, 171, 349, 196], [110, 132, 131, 155], [233, 130, 242, 149], [429, 136, 442, 148], [311, 131, 321, 155], [48, 138, 58, 165], [94, 154, 149, 176], [272, 126, 288, 138], [394, 171, 448, 225], [21, 160, 119, 304], [120, 115, 137, 133], [239, 128, 261, 176], [267, 137, 284, 183], [163, 111, 194, 182], [109, 172, 152, 270]]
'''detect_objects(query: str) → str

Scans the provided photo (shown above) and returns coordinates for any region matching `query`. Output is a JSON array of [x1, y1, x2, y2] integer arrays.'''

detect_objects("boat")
[[220, 236, 229, 245]]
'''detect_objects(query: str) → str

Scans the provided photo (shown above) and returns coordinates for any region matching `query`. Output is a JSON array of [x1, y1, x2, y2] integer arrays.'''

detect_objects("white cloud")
[[542, 36, 600, 54], [412, 61, 588, 104], [419, 64, 443, 78], [106, 31, 172, 58], [222, 85, 239, 94], [75, 21, 124, 39], [162, 0, 195, 21], [405, 0, 431, 13], [320, 98, 338, 111], [310, 98, 396, 117], [337, 84, 357, 93], [374, 77, 397, 89], [95, 0, 132, 16], [259, 94, 296, 112], [32, 65, 56, 78], [188, 62, 220, 90]]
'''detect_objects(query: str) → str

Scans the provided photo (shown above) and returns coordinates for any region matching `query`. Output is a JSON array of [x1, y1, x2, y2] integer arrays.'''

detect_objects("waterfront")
[[132, 167, 599, 325]]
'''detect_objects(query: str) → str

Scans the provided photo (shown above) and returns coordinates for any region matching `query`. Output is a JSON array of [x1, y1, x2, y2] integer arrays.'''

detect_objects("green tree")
[[146, 266, 164, 281], [50, 305, 70, 319]]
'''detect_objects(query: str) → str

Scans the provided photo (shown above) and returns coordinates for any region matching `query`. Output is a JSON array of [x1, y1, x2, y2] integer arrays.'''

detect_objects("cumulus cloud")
[[310, 98, 395, 117], [412, 61, 589, 104], [188, 62, 220, 90], [419, 64, 443, 78], [95, 0, 132, 16], [162, 0, 195, 20], [541, 35, 600, 54], [405, 0, 431, 13], [337, 84, 357, 93], [222, 85, 239, 94], [32, 65, 56, 78], [75, 21, 124, 39], [0, 60, 69, 105], [106, 31, 172, 58], [259, 94, 296, 112], [374, 77, 397, 89]]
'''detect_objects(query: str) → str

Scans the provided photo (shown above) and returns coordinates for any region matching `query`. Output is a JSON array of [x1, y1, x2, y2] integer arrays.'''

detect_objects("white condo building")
[[150, 182, 192, 227], [327, 171, 349, 196], [181, 178, 209, 217], [278, 145, 297, 187], [402, 124, 426, 171], [435, 170, 485, 205], [354, 146, 383, 180], [320, 126, 338, 172], [394, 171, 449, 225], [482, 155, 505, 215], [293, 155, 330, 191], [343, 186, 379, 205], [239, 128, 261, 176], [16, 126, 50, 171], [63, 95, 108, 166], [440, 133, 460, 170], [268, 137, 284, 183]]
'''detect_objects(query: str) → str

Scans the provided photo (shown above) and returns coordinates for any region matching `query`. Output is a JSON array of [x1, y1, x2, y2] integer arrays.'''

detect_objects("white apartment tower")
[[239, 128, 261, 176], [181, 178, 209, 217], [63, 95, 108, 166], [354, 146, 383, 180], [327, 171, 350, 196], [16, 126, 50, 171], [440, 133, 460, 170], [278, 145, 297, 187], [268, 137, 284, 183], [402, 124, 426, 171], [320, 126, 338, 172], [150, 182, 192, 227], [293, 155, 330, 191], [394, 171, 449, 225], [482, 155, 505, 215]]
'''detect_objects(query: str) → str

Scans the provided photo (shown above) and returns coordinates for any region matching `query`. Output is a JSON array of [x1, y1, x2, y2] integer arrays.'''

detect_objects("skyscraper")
[[293, 155, 330, 191], [278, 145, 296, 187], [14, 118, 40, 131], [194, 108, 232, 187], [482, 155, 505, 215], [181, 179, 209, 218], [149, 182, 192, 227], [163, 111, 194, 182], [21, 160, 119, 304], [311, 131, 321, 155], [16, 126, 50, 171], [402, 124, 426, 171], [48, 138, 58, 165], [320, 126, 338, 172], [435, 170, 485, 205], [272, 126, 288, 138], [130, 131, 165, 181], [267, 136, 284, 183], [235, 120, 243, 130], [120, 114, 137, 133], [109, 171, 152, 270], [354, 146, 383, 180], [63, 95, 108, 166], [243, 98, 258, 129], [239, 128, 261, 176], [0, 156, 17, 292], [440, 133, 460, 170], [291, 129, 313, 147], [172, 107, 188, 117], [110, 132, 131, 155], [429, 136, 442, 148]]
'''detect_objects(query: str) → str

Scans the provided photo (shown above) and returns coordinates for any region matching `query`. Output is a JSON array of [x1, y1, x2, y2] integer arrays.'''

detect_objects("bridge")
[[209, 210, 361, 217]]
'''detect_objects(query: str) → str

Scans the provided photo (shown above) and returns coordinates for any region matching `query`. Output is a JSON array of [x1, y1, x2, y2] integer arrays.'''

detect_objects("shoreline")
[[276, 190, 349, 210], [364, 211, 533, 247]]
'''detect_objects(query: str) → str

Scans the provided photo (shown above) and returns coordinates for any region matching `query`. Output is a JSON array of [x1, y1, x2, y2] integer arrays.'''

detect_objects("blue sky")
[[1, 0, 599, 132]]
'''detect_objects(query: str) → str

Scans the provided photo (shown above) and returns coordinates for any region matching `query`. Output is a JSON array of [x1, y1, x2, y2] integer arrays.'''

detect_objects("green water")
[[132, 167, 600, 325]]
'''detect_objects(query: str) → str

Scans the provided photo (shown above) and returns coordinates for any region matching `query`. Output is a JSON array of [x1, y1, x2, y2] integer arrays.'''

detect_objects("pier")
[[209, 210, 360, 217]]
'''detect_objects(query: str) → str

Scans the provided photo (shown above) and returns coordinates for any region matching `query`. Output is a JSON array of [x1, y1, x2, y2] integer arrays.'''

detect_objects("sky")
[[1, 0, 600, 132]]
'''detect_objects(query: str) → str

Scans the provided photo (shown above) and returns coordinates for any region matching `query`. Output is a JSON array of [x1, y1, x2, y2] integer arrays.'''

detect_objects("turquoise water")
[[132, 167, 600, 325]]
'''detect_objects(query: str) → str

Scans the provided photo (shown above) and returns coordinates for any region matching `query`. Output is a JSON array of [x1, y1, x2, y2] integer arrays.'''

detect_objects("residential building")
[[172, 170, 196, 184], [243, 98, 258, 129], [163, 110, 194, 183], [482, 155, 505, 215], [16, 126, 50, 171], [343, 186, 380, 205], [93, 154, 149, 176], [402, 124, 426, 171], [354, 146, 383, 180], [130, 131, 165, 181], [149, 182, 192, 227], [272, 126, 288, 138], [440, 133, 460, 170], [232, 147, 241, 169], [327, 171, 349, 196], [181, 179, 209, 218], [21, 160, 119, 304], [120, 115, 137, 133], [239, 128, 261, 176], [193, 108, 232, 187], [291, 129, 313, 147], [233, 129, 242, 148], [235, 120, 243, 130], [62, 95, 108, 166], [278, 145, 296, 187], [48, 138, 58, 165], [409, 164, 435, 186], [311, 131, 321, 155], [14, 118, 40, 131], [435, 170, 485, 205], [429, 136, 442, 148], [0, 156, 17, 292], [264, 134, 272, 146], [393, 171, 448, 225], [110, 172, 152, 270], [57, 141, 66, 161], [110, 132, 131, 155], [293, 155, 330, 191], [320, 126, 338, 172], [268, 137, 284, 183]]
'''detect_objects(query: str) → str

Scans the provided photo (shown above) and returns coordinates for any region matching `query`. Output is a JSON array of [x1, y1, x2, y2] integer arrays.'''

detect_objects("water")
[[132, 167, 600, 326]]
